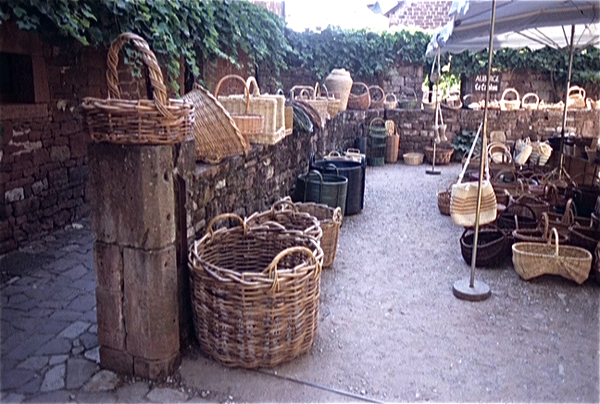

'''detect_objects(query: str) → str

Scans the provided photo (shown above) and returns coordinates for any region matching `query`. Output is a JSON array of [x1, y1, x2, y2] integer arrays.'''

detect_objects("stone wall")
[[388, 1, 452, 30]]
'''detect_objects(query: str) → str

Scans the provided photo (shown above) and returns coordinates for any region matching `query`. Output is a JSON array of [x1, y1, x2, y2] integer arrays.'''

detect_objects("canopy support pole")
[[453, 0, 497, 302], [559, 24, 576, 178]]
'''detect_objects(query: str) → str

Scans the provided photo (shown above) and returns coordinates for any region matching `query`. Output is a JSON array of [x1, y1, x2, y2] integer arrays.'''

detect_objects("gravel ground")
[[182, 161, 599, 403]]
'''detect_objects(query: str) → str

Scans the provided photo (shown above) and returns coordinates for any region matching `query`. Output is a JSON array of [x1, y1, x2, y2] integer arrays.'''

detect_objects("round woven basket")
[[403, 152, 424, 165], [188, 213, 324, 368], [500, 88, 521, 111], [347, 82, 371, 110], [521, 93, 540, 110], [383, 93, 398, 110], [246, 199, 323, 242], [567, 86, 586, 109], [424, 146, 454, 165], [82, 33, 193, 145], [368, 85, 385, 109]]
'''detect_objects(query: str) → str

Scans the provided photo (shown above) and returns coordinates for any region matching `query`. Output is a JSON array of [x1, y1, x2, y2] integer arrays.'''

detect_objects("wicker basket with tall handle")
[[368, 85, 385, 109], [347, 82, 371, 110], [521, 93, 540, 110], [214, 75, 264, 139], [567, 86, 586, 109], [500, 88, 521, 110], [82, 32, 194, 145]]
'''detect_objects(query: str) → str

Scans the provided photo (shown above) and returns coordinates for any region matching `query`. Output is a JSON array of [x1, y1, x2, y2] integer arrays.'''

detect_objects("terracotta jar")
[[325, 69, 353, 112]]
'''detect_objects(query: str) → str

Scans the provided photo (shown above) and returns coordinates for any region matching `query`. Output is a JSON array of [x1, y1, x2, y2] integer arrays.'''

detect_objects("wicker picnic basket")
[[383, 93, 398, 110], [347, 82, 371, 110], [280, 198, 343, 268], [424, 145, 454, 165], [500, 88, 521, 111], [188, 213, 324, 368], [512, 228, 592, 284], [460, 225, 509, 267], [82, 33, 194, 145], [214, 75, 264, 138], [182, 84, 249, 164], [368, 85, 385, 109], [246, 199, 323, 242]]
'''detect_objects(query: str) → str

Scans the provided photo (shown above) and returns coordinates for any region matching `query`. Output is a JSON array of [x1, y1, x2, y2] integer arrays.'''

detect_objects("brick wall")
[[389, 1, 452, 30]]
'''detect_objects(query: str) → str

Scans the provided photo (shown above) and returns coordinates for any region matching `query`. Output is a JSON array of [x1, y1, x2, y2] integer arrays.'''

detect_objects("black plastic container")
[[310, 158, 364, 215]]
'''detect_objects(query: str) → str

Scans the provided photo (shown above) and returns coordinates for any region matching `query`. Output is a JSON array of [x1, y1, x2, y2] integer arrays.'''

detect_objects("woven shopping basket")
[[347, 82, 371, 110], [82, 33, 193, 145], [368, 85, 385, 109], [512, 228, 592, 284], [273, 197, 342, 268], [188, 213, 324, 368], [246, 77, 286, 140], [289, 85, 329, 125], [214, 75, 264, 139], [182, 84, 249, 164], [499, 88, 521, 111]]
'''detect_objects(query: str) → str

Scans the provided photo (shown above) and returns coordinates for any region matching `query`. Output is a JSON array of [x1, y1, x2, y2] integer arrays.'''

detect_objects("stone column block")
[[99, 346, 133, 375], [123, 245, 179, 360], [96, 287, 125, 350], [88, 143, 176, 249], [94, 242, 122, 291], [133, 353, 180, 380]]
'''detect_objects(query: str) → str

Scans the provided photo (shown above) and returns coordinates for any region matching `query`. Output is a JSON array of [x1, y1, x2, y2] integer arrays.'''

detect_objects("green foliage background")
[[0, 0, 598, 92]]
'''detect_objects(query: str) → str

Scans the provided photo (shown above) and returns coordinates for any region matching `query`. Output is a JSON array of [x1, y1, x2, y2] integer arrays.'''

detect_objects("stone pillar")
[[88, 143, 180, 380]]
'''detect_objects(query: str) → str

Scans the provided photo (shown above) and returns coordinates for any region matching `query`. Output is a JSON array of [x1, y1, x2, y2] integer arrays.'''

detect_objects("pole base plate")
[[425, 169, 441, 175], [452, 278, 491, 301]]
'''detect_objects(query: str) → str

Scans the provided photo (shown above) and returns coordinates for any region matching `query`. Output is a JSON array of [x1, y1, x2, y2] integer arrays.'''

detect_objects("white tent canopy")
[[427, 0, 600, 57]]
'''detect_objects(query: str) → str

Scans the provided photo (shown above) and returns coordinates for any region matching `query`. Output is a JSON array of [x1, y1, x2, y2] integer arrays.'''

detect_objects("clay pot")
[[325, 69, 353, 112]]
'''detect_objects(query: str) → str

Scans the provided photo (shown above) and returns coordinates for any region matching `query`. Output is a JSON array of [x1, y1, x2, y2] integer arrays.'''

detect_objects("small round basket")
[[403, 152, 424, 165], [188, 213, 324, 368], [500, 88, 521, 111], [368, 85, 385, 109], [347, 82, 371, 110], [383, 93, 398, 110]]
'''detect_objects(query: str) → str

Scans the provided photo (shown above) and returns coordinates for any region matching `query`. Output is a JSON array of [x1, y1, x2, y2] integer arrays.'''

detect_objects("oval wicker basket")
[[460, 225, 509, 267], [347, 82, 371, 110], [188, 213, 324, 368], [424, 146, 454, 165], [512, 228, 592, 284], [82, 33, 194, 145], [214, 75, 265, 137], [368, 85, 385, 109], [500, 88, 521, 111], [403, 152, 424, 165]]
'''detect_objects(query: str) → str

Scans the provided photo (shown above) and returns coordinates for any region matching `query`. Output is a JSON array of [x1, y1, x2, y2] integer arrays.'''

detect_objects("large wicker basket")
[[182, 84, 249, 164], [424, 145, 454, 165], [512, 228, 592, 284], [188, 213, 324, 368], [82, 33, 193, 145], [287, 199, 343, 268]]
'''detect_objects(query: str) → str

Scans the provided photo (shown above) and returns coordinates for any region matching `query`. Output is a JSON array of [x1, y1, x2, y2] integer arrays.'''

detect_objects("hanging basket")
[[188, 213, 323, 368], [182, 84, 249, 164], [347, 82, 371, 110], [368, 85, 385, 109], [500, 88, 521, 111], [214, 75, 265, 138], [82, 33, 194, 145], [512, 228, 592, 284]]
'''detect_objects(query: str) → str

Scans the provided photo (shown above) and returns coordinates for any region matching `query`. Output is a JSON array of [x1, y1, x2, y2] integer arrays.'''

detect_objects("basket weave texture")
[[246, 199, 323, 242], [82, 33, 193, 145], [214, 75, 265, 137], [424, 146, 453, 165], [438, 184, 452, 216], [182, 84, 249, 164], [368, 85, 385, 109], [188, 214, 324, 368], [460, 226, 509, 267], [500, 88, 521, 111], [347, 82, 371, 110], [512, 228, 592, 284]]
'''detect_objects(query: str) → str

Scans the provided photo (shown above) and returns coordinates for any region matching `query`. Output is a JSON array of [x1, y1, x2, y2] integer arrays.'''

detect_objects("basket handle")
[[314, 82, 322, 99], [501, 88, 520, 103], [368, 85, 385, 100], [323, 163, 340, 177], [271, 198, 298, 213], [106, 32, 172, 119], [562, 198, 576, 226], [214, 74, 251, 114], [246, 76, 261, 97], [568, 86, 586, 99], [264, 246, 320, 292], [369, 117, 386, 129], [327, 151, 342, 157], [522, 93, 540, 106], [205, 213, 247, 239], [332, 206, 343, 225], [547, 227, 560, 258], [385, 93, 397, 102], [351, 82, 369, 95], [541, 212, 550, 240], [347, 148, 362, 155]]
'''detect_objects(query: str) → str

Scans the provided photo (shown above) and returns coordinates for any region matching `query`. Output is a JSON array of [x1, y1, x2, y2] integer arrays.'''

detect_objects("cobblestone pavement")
[[1, 219, 202, 403]]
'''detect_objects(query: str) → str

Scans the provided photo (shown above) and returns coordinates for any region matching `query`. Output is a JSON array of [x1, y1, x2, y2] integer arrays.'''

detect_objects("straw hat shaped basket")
[[500, 88, 521, 111], [182, 84, 249, 164], [368, 85, 385, 109], [512, 228, 592, 284], [188, 213, 324, 368], [82, 33, 194, 145], [567, 86, 586, 109], [347, 82, 371, 110], [214, 75, 264, 138]]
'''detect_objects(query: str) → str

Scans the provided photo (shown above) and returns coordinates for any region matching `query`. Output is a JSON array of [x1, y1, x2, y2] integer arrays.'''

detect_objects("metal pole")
[[469, 0, 498, 288], [559, 25, 576, 178]]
